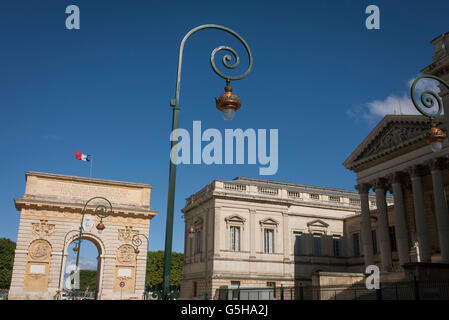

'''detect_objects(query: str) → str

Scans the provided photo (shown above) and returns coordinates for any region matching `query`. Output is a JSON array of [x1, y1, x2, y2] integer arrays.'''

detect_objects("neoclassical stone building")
[[344, 32, 449, 280], [180, 177, 393, 299], [9, 172, 157, 300], [344, 115, 449, 274]]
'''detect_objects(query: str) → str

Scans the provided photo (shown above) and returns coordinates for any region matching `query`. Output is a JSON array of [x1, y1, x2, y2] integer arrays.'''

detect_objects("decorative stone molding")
[[118, 226, 139, 244], [307, 219, 329, 234], [428, 157, 447, 171], [259, 218, 279, 231], [29, 239, 52, 261], [408, 165, 425, 178], [355, 183, 370, 194], [372, 178, 388, 191], [388, 172, 404, 185], [31, 220, 55, 238], [117, 244, 136, 265], [224, 215, 246, 230]]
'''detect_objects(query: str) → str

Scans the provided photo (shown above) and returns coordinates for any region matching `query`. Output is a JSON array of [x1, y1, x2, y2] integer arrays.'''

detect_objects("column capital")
[[408, 165, 425, 178], [355, 183, 371, 194], [427, 157, 447, 171], [372, 178, 388, 190], [388, 172, 404, 185]]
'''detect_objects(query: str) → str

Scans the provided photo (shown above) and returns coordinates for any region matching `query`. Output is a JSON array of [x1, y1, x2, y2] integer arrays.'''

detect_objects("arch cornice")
[[14, 198, 157, 219]]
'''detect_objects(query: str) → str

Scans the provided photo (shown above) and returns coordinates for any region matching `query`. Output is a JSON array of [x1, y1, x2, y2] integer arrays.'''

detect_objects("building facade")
[[180, 177, 392, 299], [343, 32, 449, 280], [8, 172, 157, 300]]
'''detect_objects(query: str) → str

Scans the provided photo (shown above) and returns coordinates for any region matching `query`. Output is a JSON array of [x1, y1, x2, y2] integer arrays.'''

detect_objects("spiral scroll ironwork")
[[410, 75, 449, 119], [172, 24, 253, 106], [132, 234, 143, 248], [82, 196, 113, 221]]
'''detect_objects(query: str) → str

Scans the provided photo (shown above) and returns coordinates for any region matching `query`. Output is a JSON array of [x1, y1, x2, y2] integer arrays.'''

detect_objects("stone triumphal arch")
[[8, 172, 157, 300]]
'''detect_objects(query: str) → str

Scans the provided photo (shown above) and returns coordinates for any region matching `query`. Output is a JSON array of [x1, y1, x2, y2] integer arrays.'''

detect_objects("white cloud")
[[347, 76, 442, 125]]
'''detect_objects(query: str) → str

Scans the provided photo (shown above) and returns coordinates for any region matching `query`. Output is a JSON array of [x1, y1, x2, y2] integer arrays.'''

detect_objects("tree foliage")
[[79, 270, 97, 292], [0, 238, 16, 289], [146, 251, 183, 290]]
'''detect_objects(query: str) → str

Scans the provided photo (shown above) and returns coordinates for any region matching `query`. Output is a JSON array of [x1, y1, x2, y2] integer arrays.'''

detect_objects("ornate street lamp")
[[75, 197, 112, 269], [162, 24, 253, 300], [130, 233, 156, 300], [411, 75, 449, 152], [187, 226, 195, 239]]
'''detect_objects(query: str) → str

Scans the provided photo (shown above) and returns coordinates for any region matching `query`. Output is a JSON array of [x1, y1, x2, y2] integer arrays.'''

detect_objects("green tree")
[[0, 238, 16, 289], [146, 251, 184, 290], [79, 270, 97, 292]]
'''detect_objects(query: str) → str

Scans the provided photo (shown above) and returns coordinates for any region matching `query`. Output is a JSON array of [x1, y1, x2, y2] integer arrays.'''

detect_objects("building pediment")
[[307, 219, 329, 228], [259, 218, 279, 229], [225, 215, 246, 224], [307, 219, 329, 234], [343, 115, 444, 172]]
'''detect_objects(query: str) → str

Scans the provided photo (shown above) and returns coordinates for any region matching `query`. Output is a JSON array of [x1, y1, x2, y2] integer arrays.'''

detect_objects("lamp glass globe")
[[221, 108, 235, 122], [431, 141, 443, 153]]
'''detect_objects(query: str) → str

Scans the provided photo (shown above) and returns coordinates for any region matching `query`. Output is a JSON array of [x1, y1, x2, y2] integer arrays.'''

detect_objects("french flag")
[[75, 151, 91, 162]]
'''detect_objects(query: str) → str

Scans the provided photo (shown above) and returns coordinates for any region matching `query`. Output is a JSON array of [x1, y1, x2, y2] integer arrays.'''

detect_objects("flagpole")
[[90, 156, 93, 177]]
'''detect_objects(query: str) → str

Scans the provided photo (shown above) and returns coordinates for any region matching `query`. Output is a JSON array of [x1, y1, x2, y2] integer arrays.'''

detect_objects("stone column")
[[282, 211, 289, 261], [389, 173, 410, 267], [408, 165, 432, 263], [184, 222, 188, 263], [429, 158, 449, 262], [213, 207, 221, 257], [373, 178, 393, 271], [355, 183, 374, 267], [249, 209, 256, 258]]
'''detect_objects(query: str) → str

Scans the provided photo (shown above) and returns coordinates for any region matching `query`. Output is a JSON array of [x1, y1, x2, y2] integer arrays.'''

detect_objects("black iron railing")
[[215, 280, 449, 300]]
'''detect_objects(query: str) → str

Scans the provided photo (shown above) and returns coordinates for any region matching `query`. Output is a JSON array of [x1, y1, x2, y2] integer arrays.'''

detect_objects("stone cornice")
[[183, 191, 379, 215], [14, 198, 157, 219], [25, 171, 153, 189]]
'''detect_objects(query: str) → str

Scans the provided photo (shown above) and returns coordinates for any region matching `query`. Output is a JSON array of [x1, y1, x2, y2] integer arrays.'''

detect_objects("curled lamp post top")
[[410, 74, 449, 120], [81, 197, 113, 225], [132, 233, 148, 251], [171, 24, 253, 107]]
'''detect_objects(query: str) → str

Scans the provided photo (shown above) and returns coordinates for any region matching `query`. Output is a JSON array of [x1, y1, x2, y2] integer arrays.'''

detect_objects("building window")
[[313, 234, 322, 256], [333, 235, 342, 257], [389, 226, 397, 252], [264, 229, 274, 253], [372, 230, 378, 255], [195, 230, 201, 254], [370, 201, 376, 207], [353, 233, 360, 257], [267, 282, 276, 298], [350, 198, 361, 205], [310, 193, 320, 200], [230, 226, 240, 252], [230, 281, 240, 288], [329, 196, 340, 203], [193, 281, 197, 297], [293, 232, 302, 256]]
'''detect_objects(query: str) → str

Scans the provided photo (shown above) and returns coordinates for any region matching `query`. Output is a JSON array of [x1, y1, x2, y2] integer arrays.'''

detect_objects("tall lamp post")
[[57, 229, 79, 293], [131, 233, 150, 299], [162, 24, 253, 300], [410, 75, 449, 151]]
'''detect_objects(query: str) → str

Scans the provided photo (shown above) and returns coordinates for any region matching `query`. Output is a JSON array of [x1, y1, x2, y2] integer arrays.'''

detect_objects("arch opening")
[[61, 235, 104, 300]]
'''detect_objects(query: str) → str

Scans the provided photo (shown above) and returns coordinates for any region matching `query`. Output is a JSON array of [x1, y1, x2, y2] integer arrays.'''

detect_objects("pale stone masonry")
[[8, 172, 157, 300], [180, 177, 393, 299], [343, 31, 449, 281]]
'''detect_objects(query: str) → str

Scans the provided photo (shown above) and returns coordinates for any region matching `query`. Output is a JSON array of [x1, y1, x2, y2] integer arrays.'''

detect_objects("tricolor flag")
[[75, 151, 91, 162]]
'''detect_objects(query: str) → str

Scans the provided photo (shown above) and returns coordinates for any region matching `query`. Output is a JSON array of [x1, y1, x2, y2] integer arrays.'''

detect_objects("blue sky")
[[1, 0, 448, 265]]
